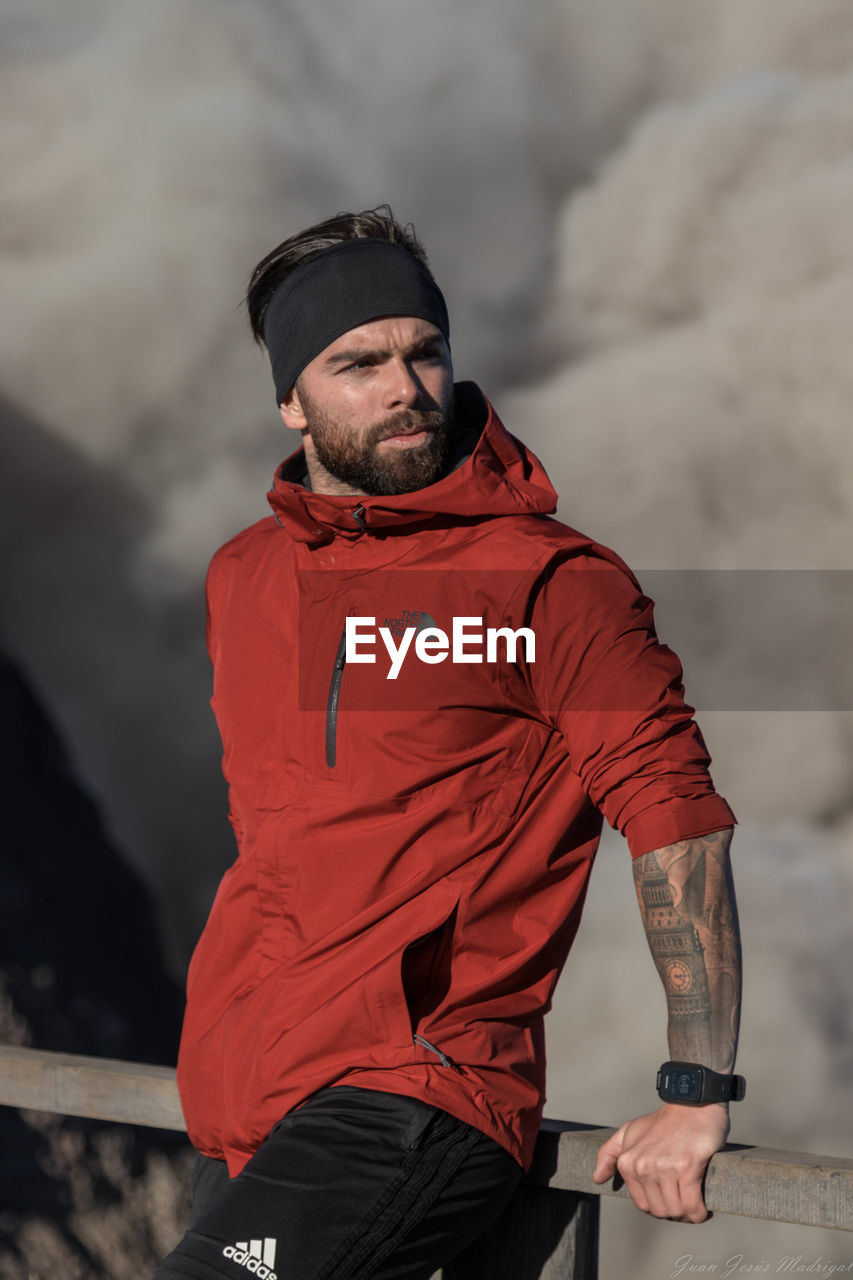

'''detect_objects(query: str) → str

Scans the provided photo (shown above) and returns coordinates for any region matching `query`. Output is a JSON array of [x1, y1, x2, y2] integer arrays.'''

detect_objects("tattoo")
[[633, 829, 741, 1072]]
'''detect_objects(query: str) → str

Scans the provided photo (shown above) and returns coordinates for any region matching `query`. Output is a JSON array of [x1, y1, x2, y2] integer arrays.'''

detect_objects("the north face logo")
[[382, 609, 435, 639], [223, 1238, 277, 1279]]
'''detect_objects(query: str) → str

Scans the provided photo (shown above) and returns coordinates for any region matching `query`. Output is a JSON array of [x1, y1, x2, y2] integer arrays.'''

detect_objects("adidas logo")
[[222, 1238, 277, 1279]]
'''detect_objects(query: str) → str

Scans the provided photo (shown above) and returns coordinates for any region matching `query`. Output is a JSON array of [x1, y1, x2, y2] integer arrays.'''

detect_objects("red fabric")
[[176, 383, 734, 1175]]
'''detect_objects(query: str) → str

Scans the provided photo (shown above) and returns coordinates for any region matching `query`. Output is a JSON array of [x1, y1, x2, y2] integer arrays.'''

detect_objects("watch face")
[[665, 958, 693, 992], [662, 1066, 701, 1101]]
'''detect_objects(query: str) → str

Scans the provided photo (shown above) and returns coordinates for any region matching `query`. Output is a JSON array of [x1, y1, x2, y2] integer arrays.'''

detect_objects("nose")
[[385, 356, 424, 408]]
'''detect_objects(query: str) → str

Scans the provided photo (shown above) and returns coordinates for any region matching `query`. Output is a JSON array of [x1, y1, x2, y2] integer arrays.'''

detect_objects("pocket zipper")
[[413, 1034, 460, 1070], [325, 627, 348, 768]]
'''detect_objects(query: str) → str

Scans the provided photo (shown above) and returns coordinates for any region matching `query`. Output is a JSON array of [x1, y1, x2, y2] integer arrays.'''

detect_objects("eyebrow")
[[322, 335, 445, 370]]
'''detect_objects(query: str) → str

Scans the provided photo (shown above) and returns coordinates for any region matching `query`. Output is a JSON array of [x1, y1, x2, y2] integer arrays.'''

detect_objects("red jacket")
[[177, 383, 734, 1175]]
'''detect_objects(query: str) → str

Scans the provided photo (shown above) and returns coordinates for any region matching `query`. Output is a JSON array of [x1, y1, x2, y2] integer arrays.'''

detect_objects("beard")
[[300, 389, 454, 496]]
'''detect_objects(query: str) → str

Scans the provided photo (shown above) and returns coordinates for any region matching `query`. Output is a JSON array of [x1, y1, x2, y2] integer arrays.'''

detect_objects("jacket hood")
[[266, 381, 558, 545]]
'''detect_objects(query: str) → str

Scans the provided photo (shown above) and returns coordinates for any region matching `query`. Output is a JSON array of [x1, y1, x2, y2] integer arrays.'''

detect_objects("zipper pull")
[[414, 1034, 459, 1070]]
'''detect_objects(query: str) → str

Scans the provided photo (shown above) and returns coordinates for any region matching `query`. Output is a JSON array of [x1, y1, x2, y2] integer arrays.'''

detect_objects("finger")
[[593, 1130, 625, 1183], [620, 1154, 688, 1222], [615, 1149, 661, 1217], [659, 1171, 689, 1221], [677, 1173, 710, 1224], [618, 1166, 664, 1218]]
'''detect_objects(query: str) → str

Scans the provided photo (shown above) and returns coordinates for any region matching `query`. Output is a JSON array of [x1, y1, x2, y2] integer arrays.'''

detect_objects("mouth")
[[379, 423, 435, 446]]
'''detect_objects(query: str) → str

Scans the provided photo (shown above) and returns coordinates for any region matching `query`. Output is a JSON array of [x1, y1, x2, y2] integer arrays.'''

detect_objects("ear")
[[279, 383, 307, 433]]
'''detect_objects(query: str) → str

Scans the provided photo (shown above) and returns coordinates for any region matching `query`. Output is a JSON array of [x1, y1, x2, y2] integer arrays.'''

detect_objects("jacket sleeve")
[[525, 553, 735, 858]]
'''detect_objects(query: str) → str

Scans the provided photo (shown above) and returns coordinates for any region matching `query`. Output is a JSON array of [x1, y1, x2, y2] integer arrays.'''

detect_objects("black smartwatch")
[[657, 1061, 746, 1105]]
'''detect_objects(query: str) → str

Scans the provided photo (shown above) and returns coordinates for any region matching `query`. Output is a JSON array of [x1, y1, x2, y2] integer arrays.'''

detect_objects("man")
[[155, 208, 741, 1280]]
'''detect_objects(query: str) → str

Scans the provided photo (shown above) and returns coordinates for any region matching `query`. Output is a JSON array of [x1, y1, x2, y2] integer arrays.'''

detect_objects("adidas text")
[[223, 1239, 277, 1279]]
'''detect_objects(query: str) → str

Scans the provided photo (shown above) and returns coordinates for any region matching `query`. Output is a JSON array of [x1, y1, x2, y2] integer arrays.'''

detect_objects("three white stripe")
[[235, 1239, 277, 1268]]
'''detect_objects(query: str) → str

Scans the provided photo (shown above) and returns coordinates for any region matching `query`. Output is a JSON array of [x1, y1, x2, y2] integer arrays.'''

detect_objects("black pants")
[[153, 1086, 522, 1280]]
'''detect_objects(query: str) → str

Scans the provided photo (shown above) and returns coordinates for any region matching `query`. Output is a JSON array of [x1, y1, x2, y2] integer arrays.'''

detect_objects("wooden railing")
[[1, 1046, 850, 1279]]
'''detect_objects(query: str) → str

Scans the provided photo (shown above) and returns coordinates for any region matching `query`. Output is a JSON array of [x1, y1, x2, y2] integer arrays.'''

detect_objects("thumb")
[[593, 1126, 626, 1184]]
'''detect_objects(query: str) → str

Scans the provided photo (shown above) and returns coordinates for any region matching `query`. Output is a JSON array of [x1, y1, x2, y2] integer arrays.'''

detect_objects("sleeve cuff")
[[624, 795, 737, 860]]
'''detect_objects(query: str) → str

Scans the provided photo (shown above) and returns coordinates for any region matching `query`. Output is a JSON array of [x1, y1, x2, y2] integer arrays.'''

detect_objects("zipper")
[[325, 626, 348, 768], [413, 1034, 461, 1071]]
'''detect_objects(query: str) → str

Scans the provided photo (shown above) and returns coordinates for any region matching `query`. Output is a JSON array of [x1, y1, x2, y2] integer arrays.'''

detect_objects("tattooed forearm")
[[633, 828, 741, 1073]]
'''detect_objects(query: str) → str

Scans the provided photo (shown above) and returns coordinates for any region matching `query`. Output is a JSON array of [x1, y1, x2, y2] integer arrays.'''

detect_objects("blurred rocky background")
[[0, 654, 189, 1277], [1, 1, 851, 1276]]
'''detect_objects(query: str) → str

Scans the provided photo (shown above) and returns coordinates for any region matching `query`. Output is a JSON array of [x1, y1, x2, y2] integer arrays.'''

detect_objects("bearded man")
[[153, 207, 742, 1280]]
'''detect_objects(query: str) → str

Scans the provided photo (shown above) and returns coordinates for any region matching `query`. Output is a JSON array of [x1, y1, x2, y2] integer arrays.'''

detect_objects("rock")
[[0, 654, 191, 1278]]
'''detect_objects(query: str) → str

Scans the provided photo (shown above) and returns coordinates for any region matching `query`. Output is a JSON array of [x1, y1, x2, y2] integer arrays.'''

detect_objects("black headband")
[[262, 239, 450, 404]]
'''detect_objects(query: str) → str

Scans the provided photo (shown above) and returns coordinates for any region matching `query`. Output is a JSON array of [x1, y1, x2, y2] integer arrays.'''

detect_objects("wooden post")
[[443, 1185, 599, 1280]]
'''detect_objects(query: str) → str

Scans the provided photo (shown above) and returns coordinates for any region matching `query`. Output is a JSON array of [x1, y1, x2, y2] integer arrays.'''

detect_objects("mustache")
[[372, 408, 451, 443]]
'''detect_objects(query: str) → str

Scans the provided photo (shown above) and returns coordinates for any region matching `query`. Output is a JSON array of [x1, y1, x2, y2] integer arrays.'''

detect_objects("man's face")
[[280, 316, 455, 497]]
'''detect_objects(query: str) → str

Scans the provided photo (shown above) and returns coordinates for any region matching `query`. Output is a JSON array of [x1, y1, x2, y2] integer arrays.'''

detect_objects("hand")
[[592, 1102, 730, 1223]]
